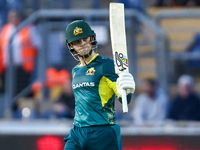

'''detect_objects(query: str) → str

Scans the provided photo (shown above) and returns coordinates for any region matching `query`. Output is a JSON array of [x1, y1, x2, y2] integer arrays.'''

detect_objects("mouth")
[[78, 43, 91, 55], [79, 48, 90, 56]]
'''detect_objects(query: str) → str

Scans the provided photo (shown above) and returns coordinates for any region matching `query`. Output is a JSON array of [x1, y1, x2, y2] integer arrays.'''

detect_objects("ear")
[[68, 43, 74, 49], [90, 36, 95, 41]]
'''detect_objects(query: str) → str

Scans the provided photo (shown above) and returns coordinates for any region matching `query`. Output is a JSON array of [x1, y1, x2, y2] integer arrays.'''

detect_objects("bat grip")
[[122, 89, 128, 113]]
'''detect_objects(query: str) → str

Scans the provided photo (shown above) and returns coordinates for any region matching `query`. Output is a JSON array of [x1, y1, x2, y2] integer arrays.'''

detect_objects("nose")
[[79, 39, 88, 47], [80, 39, 85, 44]]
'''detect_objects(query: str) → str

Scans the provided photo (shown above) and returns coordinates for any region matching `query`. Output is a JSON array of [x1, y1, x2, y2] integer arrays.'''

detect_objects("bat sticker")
[[115, 52, 128, 71]]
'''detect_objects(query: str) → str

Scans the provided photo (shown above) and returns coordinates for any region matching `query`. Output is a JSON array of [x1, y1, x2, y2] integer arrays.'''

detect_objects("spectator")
[[0, 9, 40, 95], [168, 75, 200, 121], [0, 0, 23, 29], [52, 77, 75, 119], [45, 68, 75, 119], [131, 78, 169, 125], [32, 68, 75, 119]]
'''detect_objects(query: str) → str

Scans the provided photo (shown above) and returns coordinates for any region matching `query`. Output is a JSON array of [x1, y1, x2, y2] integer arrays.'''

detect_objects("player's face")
[[178, 83, 191, 99], [8, 10, 21, 26], [70, 37, 93, 56], [143, 81, 155, 97]]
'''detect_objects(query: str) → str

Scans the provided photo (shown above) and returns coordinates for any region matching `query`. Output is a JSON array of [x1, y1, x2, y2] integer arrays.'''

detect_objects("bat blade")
[[109, 2, 129, 74], [109, 2, 129, 113]]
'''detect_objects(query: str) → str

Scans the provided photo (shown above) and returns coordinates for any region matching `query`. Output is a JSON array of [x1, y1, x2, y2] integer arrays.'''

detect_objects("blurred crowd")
[[0, 0, 75, 120], [0, 0, 200, 126], [129, 75, 200, 125]]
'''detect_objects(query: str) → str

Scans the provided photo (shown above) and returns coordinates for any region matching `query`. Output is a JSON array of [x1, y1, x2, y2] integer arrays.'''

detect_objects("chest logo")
[[74, 27, 83, 35], [86, 67, 96, 75]]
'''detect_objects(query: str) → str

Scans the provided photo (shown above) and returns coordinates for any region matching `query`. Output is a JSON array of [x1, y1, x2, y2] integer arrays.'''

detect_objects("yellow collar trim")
[[78, 53, 99, 67], [88, 53, 99, 64]]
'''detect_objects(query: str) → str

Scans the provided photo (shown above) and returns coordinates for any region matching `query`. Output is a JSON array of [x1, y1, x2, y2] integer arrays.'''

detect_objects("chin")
[[80, 49, 90, 55]]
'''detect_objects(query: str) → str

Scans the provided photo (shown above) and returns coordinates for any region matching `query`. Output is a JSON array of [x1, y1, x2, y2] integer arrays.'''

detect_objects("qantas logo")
[[72, 82, 95, 89]]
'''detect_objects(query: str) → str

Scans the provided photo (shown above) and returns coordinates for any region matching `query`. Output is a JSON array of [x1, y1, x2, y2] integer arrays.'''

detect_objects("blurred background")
[[1, 0, 200, 149]]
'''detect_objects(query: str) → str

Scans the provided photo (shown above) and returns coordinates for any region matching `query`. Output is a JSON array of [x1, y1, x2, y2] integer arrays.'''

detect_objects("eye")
[[83, 37, 90, 42], [72, 40, 81, 45], [83, 37, 88, 41]]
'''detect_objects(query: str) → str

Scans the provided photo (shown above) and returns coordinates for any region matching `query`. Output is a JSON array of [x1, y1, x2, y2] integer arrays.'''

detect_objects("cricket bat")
[[109, 2, 129, 113]]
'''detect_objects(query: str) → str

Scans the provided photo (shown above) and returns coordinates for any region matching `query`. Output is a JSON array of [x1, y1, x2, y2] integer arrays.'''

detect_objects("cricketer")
[[64, 20, 135, 150]]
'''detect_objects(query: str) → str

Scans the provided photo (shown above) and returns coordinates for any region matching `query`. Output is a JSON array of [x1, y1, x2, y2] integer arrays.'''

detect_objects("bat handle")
[[122, 89, 128, 113]]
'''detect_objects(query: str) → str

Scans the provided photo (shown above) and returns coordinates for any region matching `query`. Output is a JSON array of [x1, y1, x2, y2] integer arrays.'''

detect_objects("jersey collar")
[[88, 53, 99, 64], [77, 53, 99, 67]]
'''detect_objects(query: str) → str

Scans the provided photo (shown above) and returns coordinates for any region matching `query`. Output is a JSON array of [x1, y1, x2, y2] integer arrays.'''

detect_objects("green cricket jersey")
[[72, 53, 129, 127]]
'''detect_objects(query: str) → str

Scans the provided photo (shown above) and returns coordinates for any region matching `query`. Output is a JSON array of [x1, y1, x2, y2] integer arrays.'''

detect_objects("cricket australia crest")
[[74, 27, 83, 35], [86, 67, 96, 75]]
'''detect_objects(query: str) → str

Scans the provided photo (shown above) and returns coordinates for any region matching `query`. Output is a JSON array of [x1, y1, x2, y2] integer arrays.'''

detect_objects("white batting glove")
[[116, 72, 135, 97]]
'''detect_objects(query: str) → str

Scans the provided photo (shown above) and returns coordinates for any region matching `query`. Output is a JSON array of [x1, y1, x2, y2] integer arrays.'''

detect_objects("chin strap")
[[83, 60, 89, 68], [80, 50, 92, 68]]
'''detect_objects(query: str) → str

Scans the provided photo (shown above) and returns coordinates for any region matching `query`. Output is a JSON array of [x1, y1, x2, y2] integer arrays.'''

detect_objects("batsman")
[[64, 20, 135, 150]]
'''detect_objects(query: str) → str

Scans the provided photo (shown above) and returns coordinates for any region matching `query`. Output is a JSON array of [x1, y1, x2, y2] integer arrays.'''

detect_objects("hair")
[[143, 78, 157, 87], [178, 74, 194, 87]]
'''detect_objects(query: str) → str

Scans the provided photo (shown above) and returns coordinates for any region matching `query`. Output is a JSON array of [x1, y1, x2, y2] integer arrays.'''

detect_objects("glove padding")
[[116, 72, 135, 97]]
